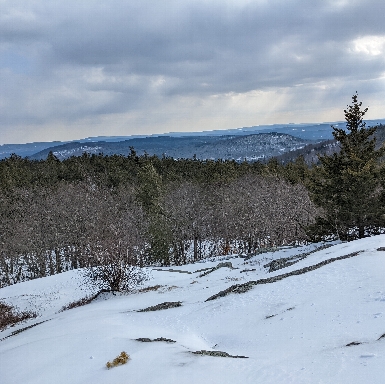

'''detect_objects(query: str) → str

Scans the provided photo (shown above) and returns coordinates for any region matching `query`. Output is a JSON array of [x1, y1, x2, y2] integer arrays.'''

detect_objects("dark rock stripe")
[[205, 251, 363, 302], [199, 262, 235, 278], [136, 337, 176, 343], [192, 350, 248, 358], [137, 301, 182, 312], [153, 268, 192, 274], [346, 341, 362, 346], [0, 319, 50, 341], [264, 244, 334, 273]]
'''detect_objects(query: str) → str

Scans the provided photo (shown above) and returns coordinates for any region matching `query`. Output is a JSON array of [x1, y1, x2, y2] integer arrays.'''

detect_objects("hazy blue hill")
[[27, 132, 314, 161], [2, 119, 385, 161], [0, 141, 66, 159]]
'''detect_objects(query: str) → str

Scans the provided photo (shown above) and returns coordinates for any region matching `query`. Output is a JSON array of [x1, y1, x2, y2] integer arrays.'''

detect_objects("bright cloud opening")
[[352, 35, 385, 56]]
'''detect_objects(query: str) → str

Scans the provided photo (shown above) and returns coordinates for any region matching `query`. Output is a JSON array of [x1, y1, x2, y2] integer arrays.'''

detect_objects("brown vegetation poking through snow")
[[0, 301, 37, 331], [106, 351, 130, 369]]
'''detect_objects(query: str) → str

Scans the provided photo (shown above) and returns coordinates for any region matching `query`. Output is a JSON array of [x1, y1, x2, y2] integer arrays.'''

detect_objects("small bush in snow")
[[106, 351, 130, 369], [82, 264, 150, 293]]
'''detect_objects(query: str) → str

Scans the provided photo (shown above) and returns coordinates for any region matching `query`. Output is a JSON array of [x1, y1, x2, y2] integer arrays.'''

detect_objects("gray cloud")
[[1, 0, 385, 143]]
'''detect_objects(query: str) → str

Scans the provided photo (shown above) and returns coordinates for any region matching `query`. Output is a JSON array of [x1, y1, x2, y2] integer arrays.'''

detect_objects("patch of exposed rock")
[[136, 337, 176, 343], [0, 320, 50, 341], [264, 244, 334, 273], [138, 285, 163, 293], [205, 251, 363, 302], [192, 350, 248, 358], [193, 267, 214, 273], [137, 301, 182, 312], [346, 341, 362, 346], [153, 268, 192, 274], [199, 262, 236, 278]]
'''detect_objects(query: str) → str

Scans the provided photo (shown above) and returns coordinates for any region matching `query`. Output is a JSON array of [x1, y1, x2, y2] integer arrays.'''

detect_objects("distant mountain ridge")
[[27, 132, 314, 161], [1, 119, 385, 161]]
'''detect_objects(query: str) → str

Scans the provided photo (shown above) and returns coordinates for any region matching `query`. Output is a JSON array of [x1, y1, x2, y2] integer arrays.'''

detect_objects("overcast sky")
[[1, 0, 385, 144]]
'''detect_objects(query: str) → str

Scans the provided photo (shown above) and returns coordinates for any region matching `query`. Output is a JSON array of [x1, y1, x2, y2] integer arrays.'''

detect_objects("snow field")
[[1, 237, 385, 383]]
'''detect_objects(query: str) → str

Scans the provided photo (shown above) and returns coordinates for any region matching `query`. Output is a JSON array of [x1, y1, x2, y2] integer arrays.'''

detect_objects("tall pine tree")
[[136, 161, 172, 265], [309, 93, 385, 240]]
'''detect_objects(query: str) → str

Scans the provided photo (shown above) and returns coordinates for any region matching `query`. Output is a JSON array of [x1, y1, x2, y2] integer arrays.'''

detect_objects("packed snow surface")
[[1, 236, 385, 383]]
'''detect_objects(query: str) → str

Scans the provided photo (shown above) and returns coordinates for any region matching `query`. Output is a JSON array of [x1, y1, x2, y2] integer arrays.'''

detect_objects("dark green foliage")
[[146, 214, 173, 266], [281, 156, 310, 184], [308, 93, 385, 240], [0, 143, 316, 192], [136, 162, 164, 214], [136, 162, 173, 265]]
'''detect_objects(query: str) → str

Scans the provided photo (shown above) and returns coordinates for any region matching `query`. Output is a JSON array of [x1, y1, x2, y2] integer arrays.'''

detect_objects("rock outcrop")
[[205, 251, 363, 302], [137, 301, 182, 312]]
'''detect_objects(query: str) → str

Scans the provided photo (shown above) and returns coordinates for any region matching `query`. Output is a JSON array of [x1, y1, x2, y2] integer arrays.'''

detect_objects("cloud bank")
[[1, 0, 385, 143]]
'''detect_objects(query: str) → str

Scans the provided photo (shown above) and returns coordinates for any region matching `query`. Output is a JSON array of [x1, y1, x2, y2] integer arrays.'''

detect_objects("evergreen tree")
[[136, 161, 172, 265], [309, 93, 385, 240]]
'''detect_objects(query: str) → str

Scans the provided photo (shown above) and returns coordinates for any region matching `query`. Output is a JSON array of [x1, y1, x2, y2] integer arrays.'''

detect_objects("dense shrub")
[[82, 265, 150, 293]]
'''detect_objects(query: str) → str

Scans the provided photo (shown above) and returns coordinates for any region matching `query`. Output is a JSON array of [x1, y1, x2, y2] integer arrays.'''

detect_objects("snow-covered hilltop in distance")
[[2, 119, 385, 161], [1, 236, 384, 384], [27, 132, 315, 162]]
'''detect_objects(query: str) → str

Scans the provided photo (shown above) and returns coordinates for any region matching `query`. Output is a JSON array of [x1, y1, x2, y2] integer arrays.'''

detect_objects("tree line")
[[0, 156, 316, 287]]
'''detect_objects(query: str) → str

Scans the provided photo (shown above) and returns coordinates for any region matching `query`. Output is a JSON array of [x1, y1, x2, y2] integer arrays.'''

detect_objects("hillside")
[[28, 132, 314, 161], [1, 237, 385, 383], [275, 124, 385, 165], [0, 121, 334, 160]]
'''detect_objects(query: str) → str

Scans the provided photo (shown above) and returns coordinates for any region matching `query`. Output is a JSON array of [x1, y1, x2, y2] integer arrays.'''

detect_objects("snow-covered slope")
[[1, 237, 385, 384]]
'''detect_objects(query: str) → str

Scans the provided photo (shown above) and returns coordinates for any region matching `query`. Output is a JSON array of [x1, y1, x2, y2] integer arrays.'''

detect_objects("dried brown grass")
[[0, 301, 37, 331]]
